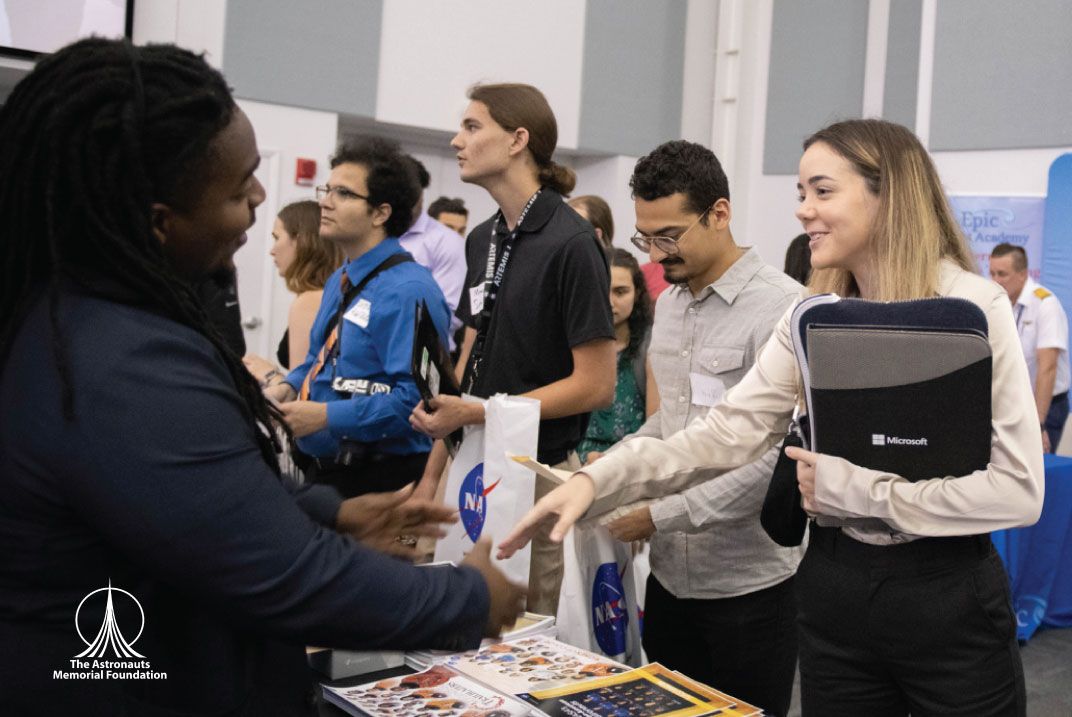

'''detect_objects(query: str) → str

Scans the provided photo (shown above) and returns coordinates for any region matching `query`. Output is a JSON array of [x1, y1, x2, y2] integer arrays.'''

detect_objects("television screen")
[[1, 0, 133, 58]]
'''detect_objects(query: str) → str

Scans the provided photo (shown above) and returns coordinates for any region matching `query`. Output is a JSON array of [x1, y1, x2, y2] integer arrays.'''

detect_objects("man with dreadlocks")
[[0, 39, 524, 715]]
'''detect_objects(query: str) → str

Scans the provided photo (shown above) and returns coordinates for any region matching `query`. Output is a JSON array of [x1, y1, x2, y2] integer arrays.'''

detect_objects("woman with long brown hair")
[[243, 199, 342, 383]]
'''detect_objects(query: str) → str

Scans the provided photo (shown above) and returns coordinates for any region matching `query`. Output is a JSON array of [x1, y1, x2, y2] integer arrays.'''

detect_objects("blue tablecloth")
[[992, 453, 1072, 641]]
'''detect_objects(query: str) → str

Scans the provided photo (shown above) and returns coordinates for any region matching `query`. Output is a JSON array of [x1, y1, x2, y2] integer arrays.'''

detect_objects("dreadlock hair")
[[0, 38, 284, 474]]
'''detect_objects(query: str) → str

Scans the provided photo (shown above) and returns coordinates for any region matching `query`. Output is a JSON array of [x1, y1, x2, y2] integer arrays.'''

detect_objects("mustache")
[[659, 257, 684, 266]]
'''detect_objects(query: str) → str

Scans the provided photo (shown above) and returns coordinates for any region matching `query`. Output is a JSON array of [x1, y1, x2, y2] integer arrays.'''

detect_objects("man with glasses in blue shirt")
[[264, 137, 450, 498]]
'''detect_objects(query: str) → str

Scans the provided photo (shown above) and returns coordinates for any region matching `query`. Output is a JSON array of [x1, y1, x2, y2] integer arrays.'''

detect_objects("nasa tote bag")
[[556, 525, 645, 666], [434, 394, 539, 585]]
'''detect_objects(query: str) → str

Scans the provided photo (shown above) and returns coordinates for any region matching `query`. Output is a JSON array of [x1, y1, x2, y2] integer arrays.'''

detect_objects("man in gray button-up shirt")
[[600, 141, 803, 716]]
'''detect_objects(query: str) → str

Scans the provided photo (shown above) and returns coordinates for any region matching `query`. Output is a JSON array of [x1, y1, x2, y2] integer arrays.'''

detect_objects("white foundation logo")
[[75, 582, 145, 658], [53, 581, 167, 681]]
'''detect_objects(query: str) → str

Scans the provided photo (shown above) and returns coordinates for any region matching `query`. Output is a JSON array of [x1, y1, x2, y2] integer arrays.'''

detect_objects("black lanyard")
[[327, 253, 414, 375], [464, 190, 541, 392]]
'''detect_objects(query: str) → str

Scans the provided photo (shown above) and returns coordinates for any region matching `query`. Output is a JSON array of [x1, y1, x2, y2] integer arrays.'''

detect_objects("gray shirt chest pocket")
[[695, 345, 745, 378]]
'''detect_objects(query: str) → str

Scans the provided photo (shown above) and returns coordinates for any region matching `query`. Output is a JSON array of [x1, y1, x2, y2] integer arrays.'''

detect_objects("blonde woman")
[[502, 119, 1042, 716], [244, 200, 342, 383]]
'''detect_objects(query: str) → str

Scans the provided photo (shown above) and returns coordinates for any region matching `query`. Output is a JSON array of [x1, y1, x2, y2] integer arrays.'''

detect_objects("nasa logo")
[[590, 562, 628, 656], [458, 463, 501, 542]]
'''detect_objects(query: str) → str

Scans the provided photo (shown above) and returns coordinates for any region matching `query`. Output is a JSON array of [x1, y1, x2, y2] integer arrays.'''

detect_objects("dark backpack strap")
[[324, 252, 414, 338]]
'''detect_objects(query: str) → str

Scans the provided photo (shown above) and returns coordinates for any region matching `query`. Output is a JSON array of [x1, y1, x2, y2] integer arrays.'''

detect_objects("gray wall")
[[763, 0, 869, 174], [881, 0, 921, 130], [223, 0, 382, 117], [577, 0, 688, 157], [930, 0, 1072, 151]]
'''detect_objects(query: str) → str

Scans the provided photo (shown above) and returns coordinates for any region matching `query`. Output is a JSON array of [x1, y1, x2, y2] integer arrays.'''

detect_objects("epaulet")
[[1034, 287, 1052, 299]]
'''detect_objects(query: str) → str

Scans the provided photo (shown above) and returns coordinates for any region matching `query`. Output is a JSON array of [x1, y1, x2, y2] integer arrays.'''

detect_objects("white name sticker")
[[345, 298, 372, 328], [469, 284, 485, 315], [689, 372, 725, 407]]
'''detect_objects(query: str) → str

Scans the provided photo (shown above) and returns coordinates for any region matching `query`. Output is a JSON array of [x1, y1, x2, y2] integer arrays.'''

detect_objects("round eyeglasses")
[[629, 206, 713, 256]]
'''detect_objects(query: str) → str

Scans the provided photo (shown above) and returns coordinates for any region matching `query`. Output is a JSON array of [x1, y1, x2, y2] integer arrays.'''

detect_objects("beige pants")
[[526, 452, 581, 617]]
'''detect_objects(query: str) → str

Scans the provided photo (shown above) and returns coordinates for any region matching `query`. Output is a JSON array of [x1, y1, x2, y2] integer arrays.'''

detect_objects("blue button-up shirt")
[[286, 238, 450, 458]]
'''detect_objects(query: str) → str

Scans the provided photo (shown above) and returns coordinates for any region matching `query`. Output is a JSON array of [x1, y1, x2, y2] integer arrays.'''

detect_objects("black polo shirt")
[[457, 189, 614, 464]]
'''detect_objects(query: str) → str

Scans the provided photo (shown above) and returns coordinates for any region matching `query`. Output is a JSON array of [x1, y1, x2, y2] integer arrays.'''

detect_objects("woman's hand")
[[497, 473, 596, 558], [242, 353, 280, 384], [784, 445, 819, 514]]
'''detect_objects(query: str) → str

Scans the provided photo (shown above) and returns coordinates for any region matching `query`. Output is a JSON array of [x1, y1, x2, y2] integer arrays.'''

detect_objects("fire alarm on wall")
[[295, 158, 317, 186]]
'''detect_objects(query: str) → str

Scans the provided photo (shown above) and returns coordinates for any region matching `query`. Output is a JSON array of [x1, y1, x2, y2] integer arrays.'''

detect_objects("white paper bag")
[[555, 524, 646, 666], [434, 394, 539, 585]]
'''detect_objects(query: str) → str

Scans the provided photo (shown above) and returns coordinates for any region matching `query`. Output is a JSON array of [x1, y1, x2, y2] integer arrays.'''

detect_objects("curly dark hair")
[[630, 140, 730, 221], [403, 154, 431, 189], [610, 249, 652, 359], [331, 136, 421, 237], [0, 38, 283, 473]]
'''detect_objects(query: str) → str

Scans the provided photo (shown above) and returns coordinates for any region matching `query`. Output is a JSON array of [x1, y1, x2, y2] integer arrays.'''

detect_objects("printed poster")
[[948, 195, 1045, 279]]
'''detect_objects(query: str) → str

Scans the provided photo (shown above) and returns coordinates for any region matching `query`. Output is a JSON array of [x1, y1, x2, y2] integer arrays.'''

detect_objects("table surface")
[[993, 453, 1072, 641]]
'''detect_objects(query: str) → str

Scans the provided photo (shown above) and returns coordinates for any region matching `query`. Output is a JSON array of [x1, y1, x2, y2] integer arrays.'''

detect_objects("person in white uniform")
[[0, 0, 12, 47], [989, 243, 1070, 452]]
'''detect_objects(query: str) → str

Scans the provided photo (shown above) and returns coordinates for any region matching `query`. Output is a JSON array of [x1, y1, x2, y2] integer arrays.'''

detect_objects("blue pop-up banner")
[[949, 195, 1046, 279]]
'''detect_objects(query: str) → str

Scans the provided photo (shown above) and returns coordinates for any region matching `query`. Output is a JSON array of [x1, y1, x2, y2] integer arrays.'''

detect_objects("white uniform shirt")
[[1014, 277, 1070, 396], [0, 2, 12, 47]]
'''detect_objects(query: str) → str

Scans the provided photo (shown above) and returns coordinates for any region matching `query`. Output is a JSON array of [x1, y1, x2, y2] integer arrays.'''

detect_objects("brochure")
[[406, 612, 556, 671], [509, 455, 654, 526], [322, 664, 530, 717], [446, 634, 628, 696], [521, 662, 751, 717]]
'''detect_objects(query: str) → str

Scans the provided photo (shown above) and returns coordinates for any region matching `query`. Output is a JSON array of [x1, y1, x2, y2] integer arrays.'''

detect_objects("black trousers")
[[1045, 390, 1068, 452], [304, 451, 428, 499], [642, 574, 798, 717], [797, 525, 1025, 716]]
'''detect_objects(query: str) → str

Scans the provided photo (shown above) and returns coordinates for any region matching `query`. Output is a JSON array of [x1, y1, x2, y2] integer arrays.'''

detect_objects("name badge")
[[469, 285, 485, 315], [344, 298, 371, 328], [689, 372, 725, 407]]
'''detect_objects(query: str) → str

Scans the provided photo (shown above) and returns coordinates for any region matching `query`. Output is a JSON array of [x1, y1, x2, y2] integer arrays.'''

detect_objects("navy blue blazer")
[[0, 284, 489, 716]]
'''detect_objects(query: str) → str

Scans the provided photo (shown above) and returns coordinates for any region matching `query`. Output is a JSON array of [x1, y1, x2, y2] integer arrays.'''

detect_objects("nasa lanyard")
[[464, 189, 542, 392]]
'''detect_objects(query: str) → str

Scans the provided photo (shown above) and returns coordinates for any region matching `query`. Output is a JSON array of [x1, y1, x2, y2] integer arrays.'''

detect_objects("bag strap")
[[325, 252, 414, 338]]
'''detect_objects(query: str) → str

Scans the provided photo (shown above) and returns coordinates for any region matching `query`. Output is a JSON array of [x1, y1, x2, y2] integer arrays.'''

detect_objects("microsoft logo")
[[871, 433, 928, 447]]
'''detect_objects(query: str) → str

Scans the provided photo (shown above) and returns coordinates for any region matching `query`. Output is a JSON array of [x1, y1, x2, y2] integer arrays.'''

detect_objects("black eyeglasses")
[[629, 206, 713, 256], [315, 184, 370, 203]]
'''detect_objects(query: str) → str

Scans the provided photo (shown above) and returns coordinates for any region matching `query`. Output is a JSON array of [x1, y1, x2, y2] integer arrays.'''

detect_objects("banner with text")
[[949, 195, 1046, 279]]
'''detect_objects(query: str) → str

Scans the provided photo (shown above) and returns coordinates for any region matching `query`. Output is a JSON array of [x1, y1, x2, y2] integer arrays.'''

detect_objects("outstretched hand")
[[461, 538, 527, 637], [497, 473, 596, 559], [336, 483, 458, 560]]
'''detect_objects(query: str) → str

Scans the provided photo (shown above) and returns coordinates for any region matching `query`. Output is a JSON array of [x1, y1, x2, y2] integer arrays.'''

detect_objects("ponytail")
[[538, 160, 576, 195]]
